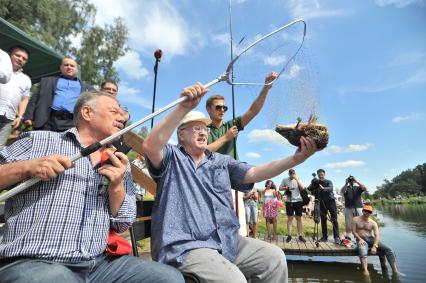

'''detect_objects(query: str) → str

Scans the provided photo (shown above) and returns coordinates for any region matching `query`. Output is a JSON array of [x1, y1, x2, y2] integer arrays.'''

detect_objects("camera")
[[285, 188, 292, 197], [347, 175, 355, 183]]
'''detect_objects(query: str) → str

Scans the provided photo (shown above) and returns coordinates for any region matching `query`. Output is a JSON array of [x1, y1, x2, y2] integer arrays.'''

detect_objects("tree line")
[[0, 0, 128, 85], [373, 163, 426, 199]]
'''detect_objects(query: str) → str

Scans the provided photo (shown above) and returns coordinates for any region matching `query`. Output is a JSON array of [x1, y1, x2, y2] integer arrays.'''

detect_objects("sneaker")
[[320, 236, 328, 242], [298, 236, 306, 243], [286, 235, 292, 243], [334, 237, 341, 244], [345, 236, 352, 241]]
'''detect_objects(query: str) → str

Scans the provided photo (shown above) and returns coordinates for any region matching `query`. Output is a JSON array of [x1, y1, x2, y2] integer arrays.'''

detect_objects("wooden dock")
[[258, 234, 360, 256]]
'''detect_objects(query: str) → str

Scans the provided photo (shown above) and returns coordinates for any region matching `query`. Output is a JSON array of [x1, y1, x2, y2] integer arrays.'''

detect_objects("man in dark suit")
[[23, 57, 94, 131]]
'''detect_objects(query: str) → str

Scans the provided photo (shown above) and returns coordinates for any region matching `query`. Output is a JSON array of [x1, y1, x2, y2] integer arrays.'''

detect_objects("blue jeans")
[[245, 201, 258, 224], [0, 254, 184, 283], [357, 236, 396, 266]]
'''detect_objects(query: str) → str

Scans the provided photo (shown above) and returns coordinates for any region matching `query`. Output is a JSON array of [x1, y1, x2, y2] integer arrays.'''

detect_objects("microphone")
[[154, 49, 163, 61]]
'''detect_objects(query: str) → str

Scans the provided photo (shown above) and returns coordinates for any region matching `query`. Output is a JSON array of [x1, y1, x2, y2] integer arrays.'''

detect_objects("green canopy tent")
[[0, 17, 63, 83]]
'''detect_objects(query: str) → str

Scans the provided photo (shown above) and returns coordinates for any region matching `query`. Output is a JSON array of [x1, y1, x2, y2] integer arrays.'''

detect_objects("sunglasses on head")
[[214, 105, 228, 111]]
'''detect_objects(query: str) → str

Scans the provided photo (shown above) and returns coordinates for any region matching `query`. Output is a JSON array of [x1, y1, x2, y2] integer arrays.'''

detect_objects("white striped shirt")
[[0, 128, 136, 262]]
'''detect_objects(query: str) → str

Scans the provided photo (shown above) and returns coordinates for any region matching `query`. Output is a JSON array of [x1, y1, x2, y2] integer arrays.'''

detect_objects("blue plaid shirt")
[[0, 128, 136, 262], [146, 144, 253, 265]]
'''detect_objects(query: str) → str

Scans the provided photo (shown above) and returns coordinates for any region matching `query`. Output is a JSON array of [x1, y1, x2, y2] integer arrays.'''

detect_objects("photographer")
[[243, 188, 259, 238], [308, 169, 340, 244], [341, 175, 367, 240], [280, 169, 306, 243]]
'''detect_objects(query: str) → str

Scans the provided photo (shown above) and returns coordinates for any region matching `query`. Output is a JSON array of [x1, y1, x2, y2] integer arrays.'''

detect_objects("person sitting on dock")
[[142, 82, 320, 282], [352, 204, 399, 276]]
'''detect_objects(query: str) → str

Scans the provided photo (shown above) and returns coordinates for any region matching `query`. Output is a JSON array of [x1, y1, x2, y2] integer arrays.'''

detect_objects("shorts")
[[245, 203, 258, 223], [285, 201, 303, 216]]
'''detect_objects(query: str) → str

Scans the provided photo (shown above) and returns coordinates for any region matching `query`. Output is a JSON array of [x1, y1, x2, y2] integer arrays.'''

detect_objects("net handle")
[[0, 75, 226, 202], [0, 20, 307, 201]]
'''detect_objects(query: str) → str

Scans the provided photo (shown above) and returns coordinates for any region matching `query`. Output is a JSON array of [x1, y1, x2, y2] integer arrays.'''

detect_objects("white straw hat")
[[178, 111, 211, 128]]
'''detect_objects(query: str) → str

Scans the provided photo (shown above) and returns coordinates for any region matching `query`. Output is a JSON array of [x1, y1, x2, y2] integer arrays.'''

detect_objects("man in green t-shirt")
[[206, 71, 278, 235]]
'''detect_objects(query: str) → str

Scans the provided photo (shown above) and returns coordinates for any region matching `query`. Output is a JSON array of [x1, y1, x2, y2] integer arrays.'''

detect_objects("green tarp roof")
[[0, 17, 63, 83]]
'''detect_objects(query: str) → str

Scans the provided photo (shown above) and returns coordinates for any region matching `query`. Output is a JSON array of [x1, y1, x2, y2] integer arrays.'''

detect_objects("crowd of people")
[[0, 46, 400, 282]]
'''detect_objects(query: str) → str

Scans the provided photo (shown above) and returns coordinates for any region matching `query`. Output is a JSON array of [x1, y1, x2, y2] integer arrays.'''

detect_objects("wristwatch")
[[373, 244, 378, 248]]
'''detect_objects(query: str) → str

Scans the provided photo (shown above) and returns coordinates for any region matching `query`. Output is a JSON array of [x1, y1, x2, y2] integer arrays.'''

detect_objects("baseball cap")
[[362, 204, 373, 213]]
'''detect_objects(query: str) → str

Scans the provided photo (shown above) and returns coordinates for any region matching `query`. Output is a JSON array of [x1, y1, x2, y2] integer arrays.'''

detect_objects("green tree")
[[373, 163, 425, 198], [0, 0, 128, 85]]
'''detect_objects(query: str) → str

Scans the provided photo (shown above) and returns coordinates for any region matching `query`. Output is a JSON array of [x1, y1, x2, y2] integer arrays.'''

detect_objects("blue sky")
[[83, 0, 426, 193]]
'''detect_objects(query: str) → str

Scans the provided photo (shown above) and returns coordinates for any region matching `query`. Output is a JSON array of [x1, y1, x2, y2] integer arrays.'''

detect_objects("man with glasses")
[[100, 80, 118, 96], [100, 79, 130, 123], [205, 72, 278, 235], [352, 204, 399, 277], [142, 82, 319, 282]]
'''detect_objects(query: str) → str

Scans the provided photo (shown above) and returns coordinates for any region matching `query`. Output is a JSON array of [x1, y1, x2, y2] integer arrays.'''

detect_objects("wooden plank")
[[131, 163, 157, 196], [135, 216, 152, 222], [123, 131, 145, 155], [257, 233, 367, 257]]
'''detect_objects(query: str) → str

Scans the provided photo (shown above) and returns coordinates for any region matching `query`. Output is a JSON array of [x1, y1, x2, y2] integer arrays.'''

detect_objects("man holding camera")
[[280, 169, 306, 243], [341, 176, 367, 240], [309, 169, 340, 244]]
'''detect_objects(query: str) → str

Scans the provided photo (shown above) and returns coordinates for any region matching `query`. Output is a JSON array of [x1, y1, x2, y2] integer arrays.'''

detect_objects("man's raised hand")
[[179, 83, 209, 110]]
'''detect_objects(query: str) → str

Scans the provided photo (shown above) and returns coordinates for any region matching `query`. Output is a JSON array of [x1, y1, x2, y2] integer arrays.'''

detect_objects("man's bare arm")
[[206, 126, 238, 152], [243, 136, 317, 184], [143, 83, 209, 168], [0, 156, 73, 189]]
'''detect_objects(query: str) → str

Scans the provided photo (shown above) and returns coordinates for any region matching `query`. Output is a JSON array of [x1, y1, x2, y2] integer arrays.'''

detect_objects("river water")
[[286, 204, 426, 283]]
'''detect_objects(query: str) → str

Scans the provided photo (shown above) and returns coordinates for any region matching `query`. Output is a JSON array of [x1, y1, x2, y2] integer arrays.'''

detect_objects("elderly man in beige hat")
[[142, 82, 319, 282]]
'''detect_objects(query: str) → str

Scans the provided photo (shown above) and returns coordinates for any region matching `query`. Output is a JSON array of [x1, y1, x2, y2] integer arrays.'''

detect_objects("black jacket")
[[24, 76, 94, 129]]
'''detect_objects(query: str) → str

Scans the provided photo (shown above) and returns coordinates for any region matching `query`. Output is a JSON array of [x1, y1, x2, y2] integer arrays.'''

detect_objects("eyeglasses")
[[102, 87, 118, 94], [214, 105, 228, 112], [181, 125, 210, 133]]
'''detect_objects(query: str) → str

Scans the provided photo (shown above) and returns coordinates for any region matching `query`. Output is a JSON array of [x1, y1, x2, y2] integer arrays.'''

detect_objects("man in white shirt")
[[280, 169, 306, 243], [0, 46, 31, 148], [0, 49, 13, 84]]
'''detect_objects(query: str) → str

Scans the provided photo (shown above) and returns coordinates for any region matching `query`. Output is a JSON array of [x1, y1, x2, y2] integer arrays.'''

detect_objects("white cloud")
[[247, 129, 291, 145], [90, 0, 195, 60], [67, 33, 83, 50], [263, 54, 288, 66], [324, 143, 374, 154], [212, 33, 230, 47], [245, 152, 261, 158], [337, 68, 426, 94], [286, 0, 348, 20], [392, 113, 423, 123], [282, 64, 302, 80], [325, 160, 365, 169], [374, 0, 426, 8], [117, 82, 151, 109], [388, 50, 426, 67], [115, 50, 149, 80]]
